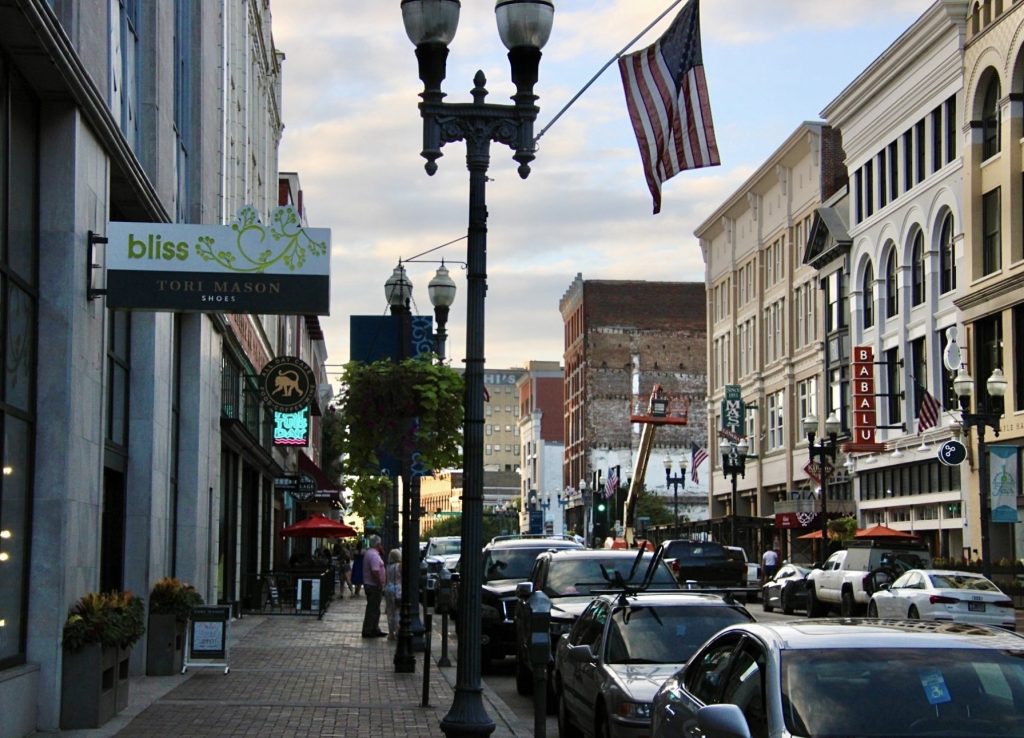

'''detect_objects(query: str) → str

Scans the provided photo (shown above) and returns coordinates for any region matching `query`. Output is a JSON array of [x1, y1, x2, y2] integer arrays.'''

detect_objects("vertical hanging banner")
[[990, 446, 1020, 523], [105, 205, 330, 315], [846, 345, 885, 452], [720, 384, 745, 442]]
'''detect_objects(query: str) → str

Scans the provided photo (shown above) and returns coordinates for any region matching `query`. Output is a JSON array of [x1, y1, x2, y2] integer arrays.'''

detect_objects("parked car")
[[554, 591, 753, 738], [724, 546, 761, 601], [805, 539, 932, 617], [469, 534, 584, 664], [760, 563, 811, 615], [660, 539, 747, 588], [423, 535, 461, 571], [867, 568, 1016, 630], [651, 619, 1024, 738], [513, 547, 679, 697]]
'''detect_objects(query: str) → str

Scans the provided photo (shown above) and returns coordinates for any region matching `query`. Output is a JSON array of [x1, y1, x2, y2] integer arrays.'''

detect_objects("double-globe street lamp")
[[663, 455, 689, 537], [400, 1, 554, 735], [720, 439, 748, 547], [953, 366, 1007, 581], [803, 413, 841, 561], [384, 260, 457, 673]]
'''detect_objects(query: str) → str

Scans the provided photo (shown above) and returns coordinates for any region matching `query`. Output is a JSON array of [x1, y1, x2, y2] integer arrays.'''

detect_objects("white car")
[[867, 568, 1016, 630]]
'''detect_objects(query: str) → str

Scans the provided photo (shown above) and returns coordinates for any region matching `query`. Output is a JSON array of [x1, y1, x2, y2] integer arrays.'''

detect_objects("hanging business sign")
[[273, 407, 310, 447], [275, 473, 317, 502], [846, 345, 886, 452], [720, 384, 745, 440], [259, 356, 317, 413], [105, 205, 330, 315], [990, 445, 1020, 523]]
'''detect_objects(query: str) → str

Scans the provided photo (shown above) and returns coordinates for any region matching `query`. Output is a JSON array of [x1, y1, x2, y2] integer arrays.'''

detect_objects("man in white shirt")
[[761, 547, 780, 581]]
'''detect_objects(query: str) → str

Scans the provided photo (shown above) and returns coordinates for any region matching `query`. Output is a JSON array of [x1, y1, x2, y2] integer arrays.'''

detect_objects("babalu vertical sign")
[[105, 205, 330, 315], [847, 345, 885, 452]]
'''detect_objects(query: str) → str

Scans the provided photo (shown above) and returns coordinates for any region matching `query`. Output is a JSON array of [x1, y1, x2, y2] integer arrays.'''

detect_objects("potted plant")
[[61, 590, 145, 729], [146, 577, 203, 675]]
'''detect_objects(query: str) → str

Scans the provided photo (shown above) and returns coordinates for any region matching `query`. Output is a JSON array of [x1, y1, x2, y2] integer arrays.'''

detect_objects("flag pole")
[[532, 0, 688, 146]]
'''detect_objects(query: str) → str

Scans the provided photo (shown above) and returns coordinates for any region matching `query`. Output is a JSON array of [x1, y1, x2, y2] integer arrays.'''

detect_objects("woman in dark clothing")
[[351, 542, 365, 597]]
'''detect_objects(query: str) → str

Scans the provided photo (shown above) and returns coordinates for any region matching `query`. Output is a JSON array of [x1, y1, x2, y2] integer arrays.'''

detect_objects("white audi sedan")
[[867, 569, 1015, 631]]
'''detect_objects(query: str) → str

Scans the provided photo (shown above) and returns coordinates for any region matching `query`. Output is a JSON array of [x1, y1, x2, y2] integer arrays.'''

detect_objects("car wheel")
[[867, 601, 879, 618], [558, 686, 581, 738], [840, 589, 858, 617], [908, 605, 920, 619], [515, 656, 533, 696], [782, 590, 796, 616], [807, 586, 828, 617], [595, 710, 612, 738], [762, 591, 774, 613]]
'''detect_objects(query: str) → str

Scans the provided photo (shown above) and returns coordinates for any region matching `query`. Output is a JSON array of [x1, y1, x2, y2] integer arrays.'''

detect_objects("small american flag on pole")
[[618, 0, 720, 214], [917, 387, 941, 432], [690, 442, 708, 484], [605, 466, 619, 499]]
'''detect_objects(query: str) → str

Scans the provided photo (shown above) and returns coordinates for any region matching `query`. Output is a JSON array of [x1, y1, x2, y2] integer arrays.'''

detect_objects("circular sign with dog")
[[259, 356, 316, 413]]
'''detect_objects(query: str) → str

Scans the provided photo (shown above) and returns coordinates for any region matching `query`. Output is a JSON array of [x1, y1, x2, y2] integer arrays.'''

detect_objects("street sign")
[[803, 459, 834, 486], [938, 440, 967, 467]]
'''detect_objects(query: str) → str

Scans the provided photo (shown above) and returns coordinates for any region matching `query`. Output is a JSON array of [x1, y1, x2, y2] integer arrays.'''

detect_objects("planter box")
[[60, 643, 118, 729], [146, 613, 185, 676], [115, 645, 131, 712]]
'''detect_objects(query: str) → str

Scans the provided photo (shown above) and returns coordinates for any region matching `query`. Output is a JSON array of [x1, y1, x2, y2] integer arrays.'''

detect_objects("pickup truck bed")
[[661, 539, 747, 588]]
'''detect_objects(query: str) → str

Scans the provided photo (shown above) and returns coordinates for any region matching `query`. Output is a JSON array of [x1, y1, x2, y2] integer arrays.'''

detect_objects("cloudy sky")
[[272, 0, 935, 378]]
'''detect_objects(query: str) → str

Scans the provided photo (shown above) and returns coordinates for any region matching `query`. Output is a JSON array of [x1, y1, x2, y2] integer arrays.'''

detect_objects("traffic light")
[[596, 500, 607, 514]]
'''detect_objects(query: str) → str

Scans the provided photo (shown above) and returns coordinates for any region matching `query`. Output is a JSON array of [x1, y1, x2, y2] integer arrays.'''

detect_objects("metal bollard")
[[436, 568, 454, 667], [421, 574, 438, 707], [527, 590, 552, 738]]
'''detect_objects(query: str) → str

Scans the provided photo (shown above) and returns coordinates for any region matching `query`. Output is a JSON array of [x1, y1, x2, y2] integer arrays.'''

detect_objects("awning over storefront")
[[298, 452, 341, 502]]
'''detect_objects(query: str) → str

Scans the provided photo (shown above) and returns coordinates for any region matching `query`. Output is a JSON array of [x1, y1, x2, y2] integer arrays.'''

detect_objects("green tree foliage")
[[828, 515, 859, 542], [320, 407, 345, 484], [348, 475, 390, 530], [334, 358, 464, 474], [423, 513, 512, 542]]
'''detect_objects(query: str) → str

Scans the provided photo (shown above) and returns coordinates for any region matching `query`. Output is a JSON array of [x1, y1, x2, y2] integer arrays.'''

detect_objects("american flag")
[[917, 387, 941, 432], [618, 0, 720, 214], [690, 442, 708, 484], [605, 466, 619, 499]]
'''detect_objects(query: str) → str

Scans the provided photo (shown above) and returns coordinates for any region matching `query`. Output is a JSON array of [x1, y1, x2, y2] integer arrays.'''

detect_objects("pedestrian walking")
[[384, 548, 402, 640], [762, 546, 780, 581], [351, 542, 365, 597], [361, 535, 387, 638], [337, 543, 354, 595]]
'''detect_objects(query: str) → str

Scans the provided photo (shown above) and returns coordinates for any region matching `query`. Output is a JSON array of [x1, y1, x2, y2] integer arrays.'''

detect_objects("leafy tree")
[[320, 407, 345, 484], [828, 515, 859, 543], [348, 475, 390, 529]]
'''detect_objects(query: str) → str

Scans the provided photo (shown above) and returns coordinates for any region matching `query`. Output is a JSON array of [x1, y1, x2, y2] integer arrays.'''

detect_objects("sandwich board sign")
[[182, 605, 231, 674]]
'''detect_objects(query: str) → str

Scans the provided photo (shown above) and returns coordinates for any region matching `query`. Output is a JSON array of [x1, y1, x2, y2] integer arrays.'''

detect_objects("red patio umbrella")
[[855, 524, 919, 539], [797, 529, 825, 539], [280, 513, 357, 539]]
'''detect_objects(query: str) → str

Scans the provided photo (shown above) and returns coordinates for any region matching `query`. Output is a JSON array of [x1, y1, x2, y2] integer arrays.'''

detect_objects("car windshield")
[[544, 556, 677, 596], [781, 647, 1024, 737], [429, 540, 460, 556], [604, 605, 750, 665], [483, 548, 548, 582], [663, 541, 727, 563], [928, 573, 1000, 592]]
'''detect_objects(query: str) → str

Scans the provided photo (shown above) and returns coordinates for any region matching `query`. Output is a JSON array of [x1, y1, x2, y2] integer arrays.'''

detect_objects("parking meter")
[[436, 568, 453, 614], [527, 590, 552, 738], [424, 573, 438, 610]]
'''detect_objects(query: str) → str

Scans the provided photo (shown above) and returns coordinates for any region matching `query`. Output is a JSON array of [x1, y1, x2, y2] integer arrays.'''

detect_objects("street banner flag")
[[690, 442, 708, 484], [618, 0, 719, 214], [605, 466, 619, 499], [917, 387, 941, 432]]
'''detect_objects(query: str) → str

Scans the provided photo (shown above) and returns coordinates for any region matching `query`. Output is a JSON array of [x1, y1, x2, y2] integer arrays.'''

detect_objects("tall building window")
[[174, 1, 192, 221], [982, 188, 1001, 275], [888, 141, 899, 200], [797, 378, 817, 423], [944, 95, 957, 163], [767, 390, 785, 451], [885, 346, 902, 427], [1014, 306, 1024, 412], [903, 130, 913, 192], [939, 212, 956, 294], [931, 106, 942, 174], [854, 169, 863, 223], [825, 270, 846, 333], [911, 230, 925, 306], [878, 151, 887, 208], [885, 246, 899, 318], [982, 75, 1001, 160], [862, 261, 875, 329], [910, 337, 927, 422], [864, 160, 874, 218], [915, 120, 926, 184], [111, 0, 139, 151]]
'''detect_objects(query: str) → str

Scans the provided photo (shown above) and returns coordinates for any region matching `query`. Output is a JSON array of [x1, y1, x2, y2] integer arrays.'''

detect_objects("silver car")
[[554, 592, 753, 738], [651, 619, 1024, 738]]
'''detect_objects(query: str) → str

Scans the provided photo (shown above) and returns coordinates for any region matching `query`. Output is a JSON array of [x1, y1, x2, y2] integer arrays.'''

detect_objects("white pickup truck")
[[805, 540, 932, 617]]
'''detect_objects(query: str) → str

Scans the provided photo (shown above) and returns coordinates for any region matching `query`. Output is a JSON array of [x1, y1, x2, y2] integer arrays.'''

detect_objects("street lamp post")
[[721, 439, 749, 547], [385, 259, 457, 672], [954, 366, 1007, 581], [803, 413, 840, 562], [663, 455, 689, 537]]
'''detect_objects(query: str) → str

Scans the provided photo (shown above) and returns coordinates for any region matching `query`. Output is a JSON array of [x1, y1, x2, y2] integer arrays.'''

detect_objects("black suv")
[[660, 539, 746, 587], [475, 535, 584, 664], [513, 548, 679, 697]]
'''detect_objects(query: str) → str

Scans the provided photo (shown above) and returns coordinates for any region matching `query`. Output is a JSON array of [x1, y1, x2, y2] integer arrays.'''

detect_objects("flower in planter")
[[149, 577, 204, 623], [63, 591, 146, 653]]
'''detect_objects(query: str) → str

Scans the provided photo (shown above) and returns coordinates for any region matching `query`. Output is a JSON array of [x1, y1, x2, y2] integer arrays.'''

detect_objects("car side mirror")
[[697, 704, 752, 738], [566, 643, 596, 664], [879, 582, 891, 591], [516, 581, 533, 599]]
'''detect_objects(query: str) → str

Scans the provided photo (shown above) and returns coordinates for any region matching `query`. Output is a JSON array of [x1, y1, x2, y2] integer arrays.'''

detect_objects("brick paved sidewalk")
[[51, 593, 528, 738]]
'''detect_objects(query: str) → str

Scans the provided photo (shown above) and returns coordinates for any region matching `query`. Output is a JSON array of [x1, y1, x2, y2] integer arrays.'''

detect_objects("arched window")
[[911, 230, 925, 306], [982, 74, 1001, 159], [863, 262, 875, 329], [972, 2, 981, 34], [885, 246, 899, 318], [939, 212, 956, 294]]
